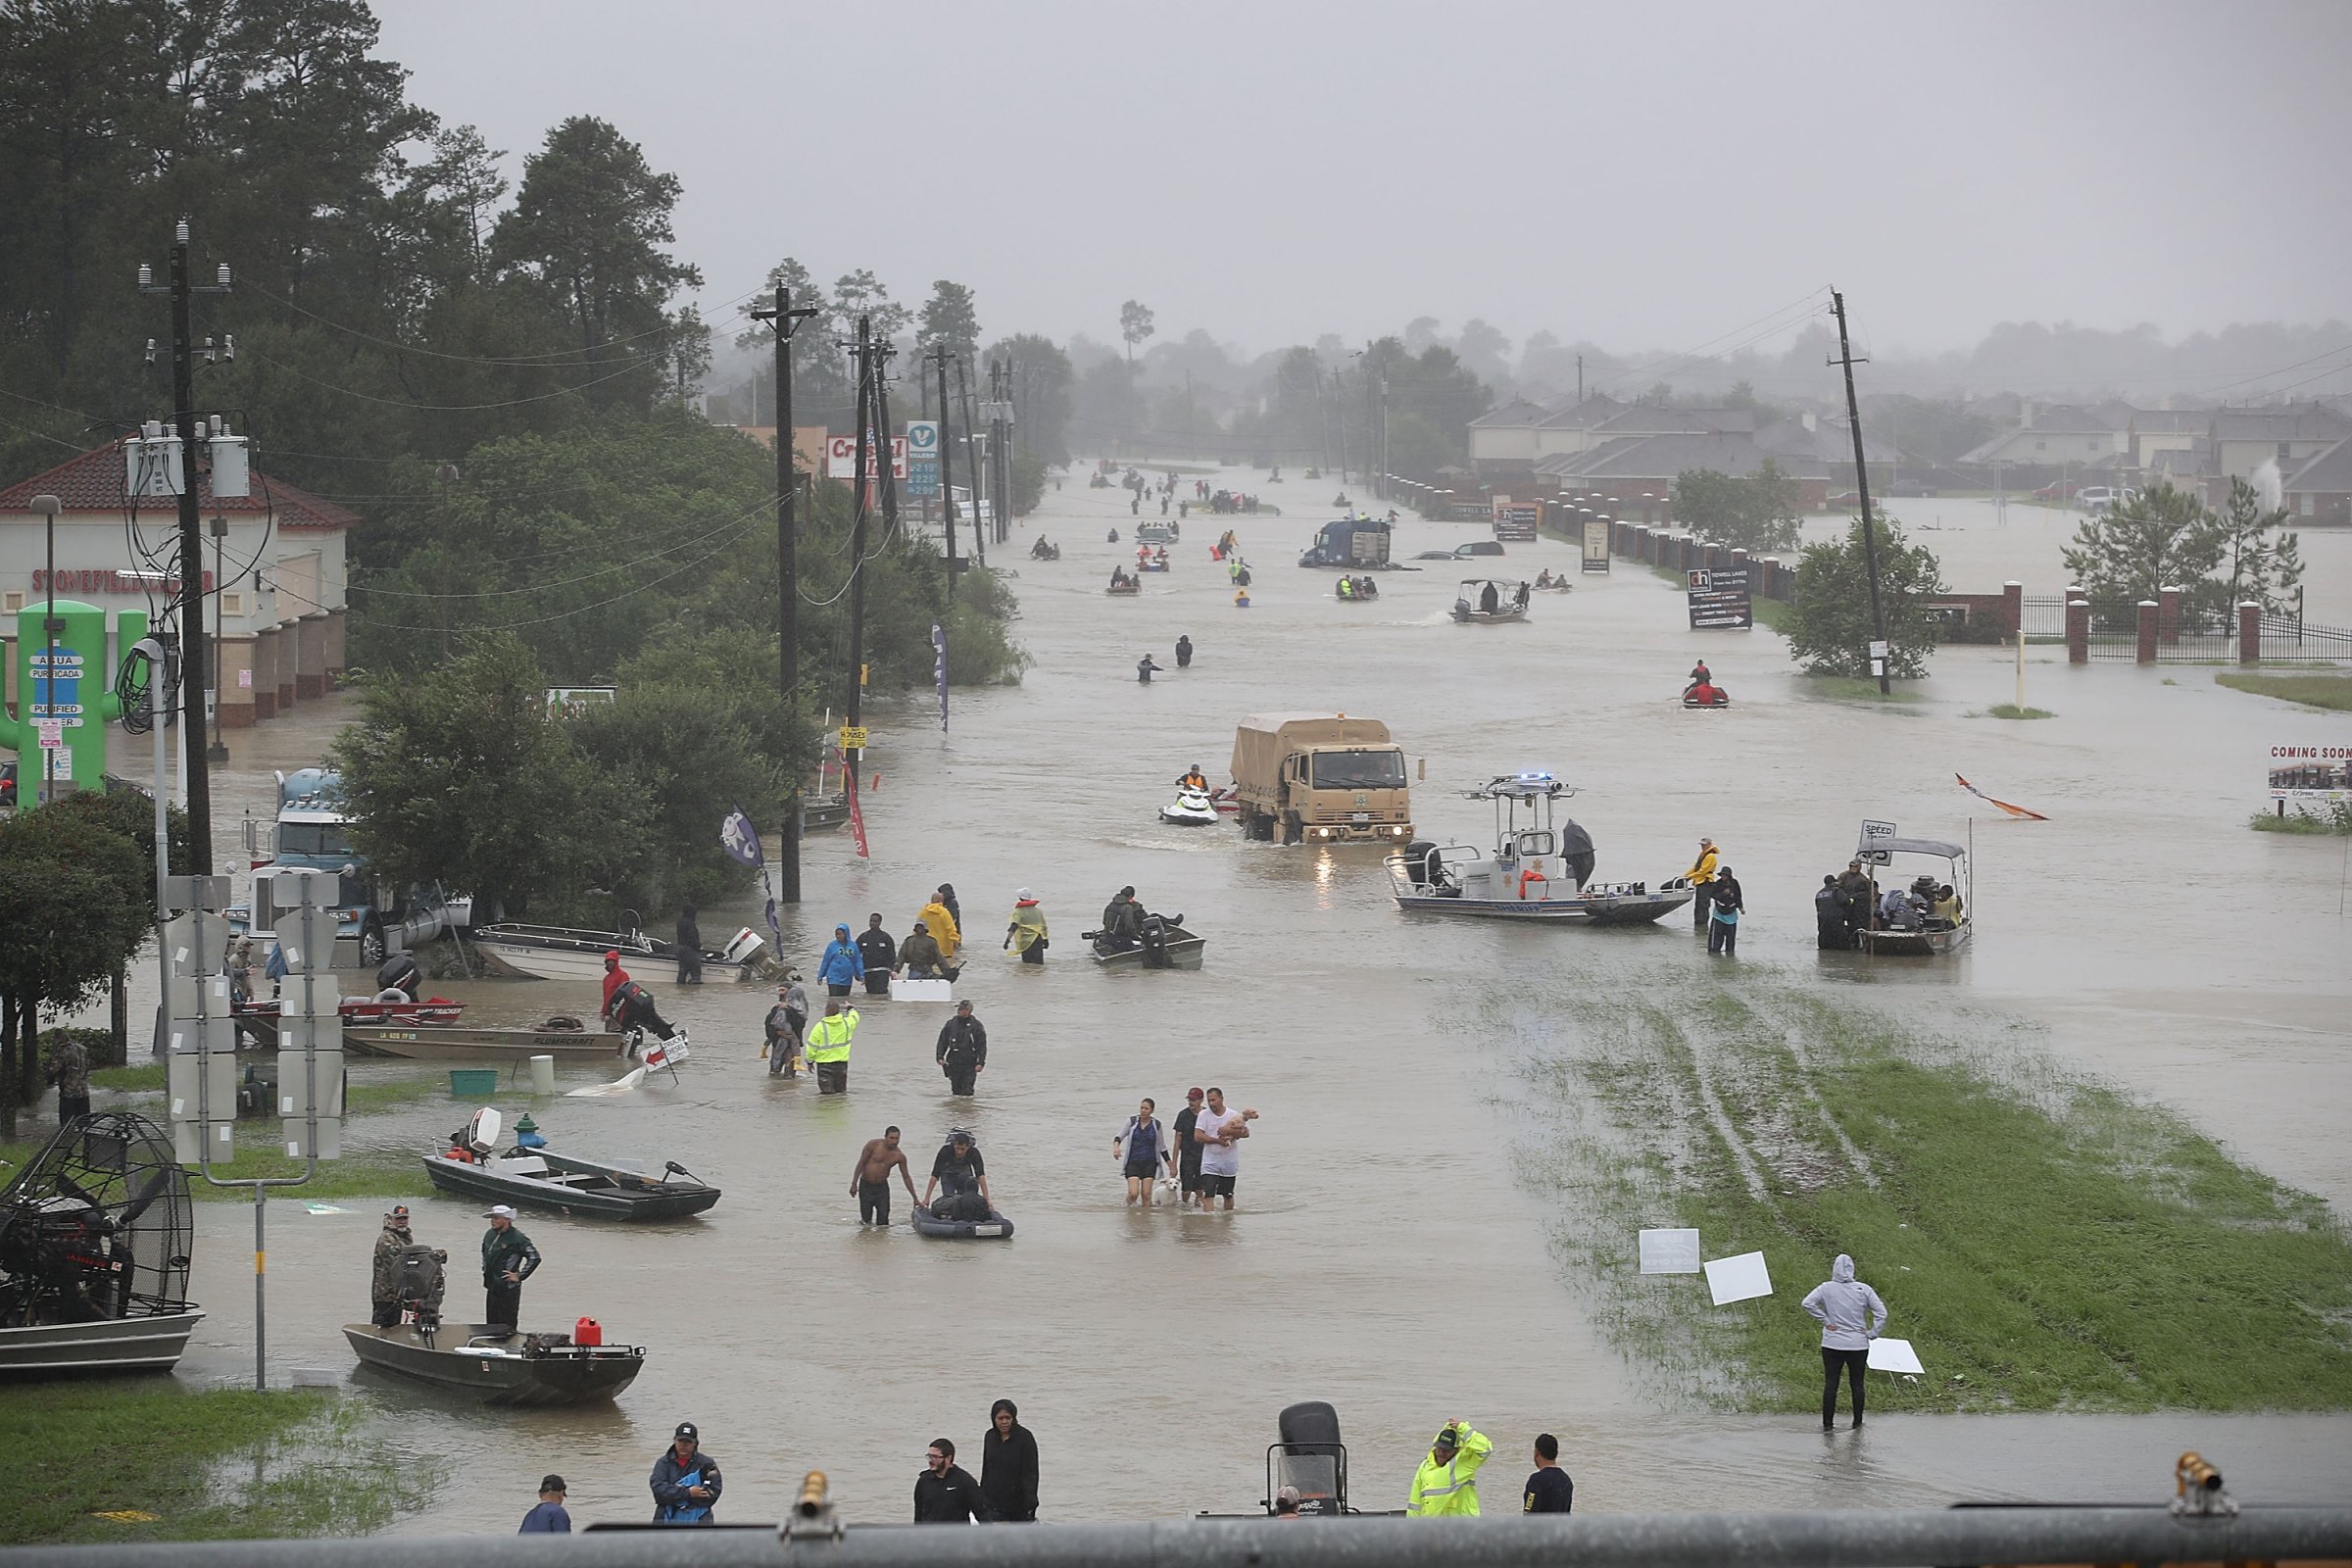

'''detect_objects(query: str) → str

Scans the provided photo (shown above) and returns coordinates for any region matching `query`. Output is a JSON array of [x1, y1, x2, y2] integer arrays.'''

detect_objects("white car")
[[2078, 486, 2136, 513]]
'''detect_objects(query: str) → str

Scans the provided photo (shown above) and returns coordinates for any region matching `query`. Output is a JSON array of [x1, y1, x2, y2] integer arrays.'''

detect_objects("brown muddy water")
[[58, 465, 2352, 1528]]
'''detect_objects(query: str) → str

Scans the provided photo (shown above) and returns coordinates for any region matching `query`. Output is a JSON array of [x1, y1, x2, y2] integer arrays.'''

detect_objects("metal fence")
[[2019, 594, 2068, 640], [2260, 612, 2352, 663], [20, 1507, 2352, 1568]]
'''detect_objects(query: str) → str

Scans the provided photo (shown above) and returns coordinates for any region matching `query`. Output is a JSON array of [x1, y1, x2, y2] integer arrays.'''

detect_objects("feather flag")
[[846, 758, 871, 859], [720, 808, 783, 943], [1956, 773, 2047, 820], [932, 621, 949, 734]]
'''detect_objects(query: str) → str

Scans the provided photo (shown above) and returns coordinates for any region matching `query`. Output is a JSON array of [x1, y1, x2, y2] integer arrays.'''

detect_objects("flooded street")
[[121, 466, 2352, 1526]]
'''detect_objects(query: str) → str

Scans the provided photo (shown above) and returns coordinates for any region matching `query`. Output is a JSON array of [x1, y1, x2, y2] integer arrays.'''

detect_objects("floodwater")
[[75, 463, 2352, 1529]]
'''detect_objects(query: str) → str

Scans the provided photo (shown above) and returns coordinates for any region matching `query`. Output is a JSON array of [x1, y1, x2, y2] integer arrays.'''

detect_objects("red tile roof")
[[0, 441, 360, 530]]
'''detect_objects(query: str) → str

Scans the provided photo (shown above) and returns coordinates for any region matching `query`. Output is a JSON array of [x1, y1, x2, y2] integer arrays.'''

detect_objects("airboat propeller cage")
[[465, 1106, 503, 1156], [0, 1112, 197, 1328]]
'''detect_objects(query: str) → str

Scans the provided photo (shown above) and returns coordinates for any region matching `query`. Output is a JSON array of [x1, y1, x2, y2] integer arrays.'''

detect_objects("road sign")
[[1685, 567, 1753, 630], [1861, 818, 1897, 842], [839, 725, 869, 750]]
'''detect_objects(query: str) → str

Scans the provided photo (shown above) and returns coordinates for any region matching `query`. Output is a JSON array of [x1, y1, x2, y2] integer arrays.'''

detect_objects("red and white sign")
[[823, 434, 907, 481]]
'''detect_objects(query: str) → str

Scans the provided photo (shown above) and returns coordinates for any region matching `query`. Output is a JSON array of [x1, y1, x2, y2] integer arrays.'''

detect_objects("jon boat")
[[470, 921, 766, 984], [421, 1108, 719, 1220], [1387, 772, 1693, 925], [1105, 580, 1141, 596], [1853, 832, 1974, 956], [343, 1023, 620, 1061], [230, 995, 464, 1049], [1087, 918, 1207, 969], [1451, 578, 1528, 624], [343, 1322, 644, 1406]]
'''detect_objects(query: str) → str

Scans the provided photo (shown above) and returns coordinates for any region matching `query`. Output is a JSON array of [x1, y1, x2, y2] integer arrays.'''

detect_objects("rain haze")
[[376, 0, 2352, 361]]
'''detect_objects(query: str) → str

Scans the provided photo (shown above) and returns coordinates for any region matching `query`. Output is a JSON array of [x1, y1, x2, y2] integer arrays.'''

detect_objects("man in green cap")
[[1406, 1420, 1493, 1517]]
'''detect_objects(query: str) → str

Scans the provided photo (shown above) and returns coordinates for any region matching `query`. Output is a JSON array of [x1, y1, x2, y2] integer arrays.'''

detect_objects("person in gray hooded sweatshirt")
[[1801, 1253, 1887, 1429]]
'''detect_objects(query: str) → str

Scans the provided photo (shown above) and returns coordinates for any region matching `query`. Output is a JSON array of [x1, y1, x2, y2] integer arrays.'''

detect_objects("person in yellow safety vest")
[[1406, 1421, 1493, 1517], [916, 890, 962, 966], [1685, 835, 1720, 931], [803, 1000, 859, 1096]]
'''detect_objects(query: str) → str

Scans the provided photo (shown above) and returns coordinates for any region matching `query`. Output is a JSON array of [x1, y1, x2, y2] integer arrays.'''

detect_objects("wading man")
[[852, 1127, 920, 1226]]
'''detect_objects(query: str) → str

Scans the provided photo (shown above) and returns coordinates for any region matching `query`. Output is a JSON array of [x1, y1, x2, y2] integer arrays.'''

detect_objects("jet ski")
[[1161, 789, 1220, 826], [1682, 682, 1732, 709]]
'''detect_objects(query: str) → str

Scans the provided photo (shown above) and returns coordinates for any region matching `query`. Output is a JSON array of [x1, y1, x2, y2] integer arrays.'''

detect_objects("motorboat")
[[1452, 578, 1529, 624], [421, 1108, 719, 1221], [1106, 579, 1142, 596], [0, 1113, 204, 1379], [1160, 789, 1220, 827], [911, 1204, 1014, 1240], [230, 994, 465, 1049], [342, 1022, 620, 1061], [470, 921, 766, 984], [343, 1321, 645, 1406], [1138, 556, 1171, 573], [1086, 913, 1206, 969], [1386, 772, 1694, 925], [1853, 831, 1973, 956]]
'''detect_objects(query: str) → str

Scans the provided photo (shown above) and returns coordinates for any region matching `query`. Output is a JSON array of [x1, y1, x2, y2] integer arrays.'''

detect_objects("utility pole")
[[206, 515, 227, 762], [1830, 290, 1891, 695], [955, 356, 981, 547], [1577, 353, 1585, 406], [931, 344, 961, 596], [748, 284, 817, 902], [844, 316, 872, 792], [988, 358, 1009, 557], [138, 220, 230, 869]]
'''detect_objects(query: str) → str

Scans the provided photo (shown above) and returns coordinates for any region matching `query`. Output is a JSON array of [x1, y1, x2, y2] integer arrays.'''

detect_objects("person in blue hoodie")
[[817, 924, 864, 998], [1801, 1253, 1888, 1430]]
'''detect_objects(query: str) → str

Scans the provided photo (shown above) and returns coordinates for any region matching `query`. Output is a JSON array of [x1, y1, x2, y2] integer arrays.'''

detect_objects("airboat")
[[1386, 772, 1694, 925], [0, 1112, 204, 1377]]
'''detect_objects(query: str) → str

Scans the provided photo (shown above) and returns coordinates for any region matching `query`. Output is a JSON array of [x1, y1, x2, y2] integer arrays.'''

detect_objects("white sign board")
[[35, 718, 64, 749], [1860, 818, 1897, 844], [1639, 1228, 1702, 1274], [1703, 1250, 1774, 1304], [1867, 1337, 1925, 1375]]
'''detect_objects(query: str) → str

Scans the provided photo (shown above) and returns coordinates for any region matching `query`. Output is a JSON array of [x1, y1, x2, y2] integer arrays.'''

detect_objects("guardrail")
[[18, 1506, 2352, 1568]]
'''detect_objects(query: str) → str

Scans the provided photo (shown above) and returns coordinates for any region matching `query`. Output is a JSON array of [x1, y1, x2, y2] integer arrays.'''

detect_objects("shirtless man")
[[851, 1127, 921, 1226]]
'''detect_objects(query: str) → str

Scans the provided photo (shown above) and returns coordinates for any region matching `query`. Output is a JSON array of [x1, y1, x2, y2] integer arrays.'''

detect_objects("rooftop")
[[0, 441, 360, 530]]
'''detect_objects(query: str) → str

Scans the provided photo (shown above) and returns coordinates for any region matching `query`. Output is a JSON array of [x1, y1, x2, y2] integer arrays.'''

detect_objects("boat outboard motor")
[[1403, 840, 1453, 894], [1138, 913, 1174, 968], [395, 1245, 446, 1329], [1273, 1400, 1348, 1515], [375, 952, 421, 1003]]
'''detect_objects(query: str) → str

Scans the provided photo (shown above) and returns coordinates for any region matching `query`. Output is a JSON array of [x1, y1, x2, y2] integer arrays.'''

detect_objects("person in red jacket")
[[601, 952, 676, 1043]]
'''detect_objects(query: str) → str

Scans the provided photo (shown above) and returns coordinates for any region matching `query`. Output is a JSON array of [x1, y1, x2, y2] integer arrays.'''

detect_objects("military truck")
[[1229, 713, 1412, 845]]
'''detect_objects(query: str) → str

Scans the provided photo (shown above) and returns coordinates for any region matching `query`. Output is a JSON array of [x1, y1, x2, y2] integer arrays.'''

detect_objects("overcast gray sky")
[[376, 0, 2352, 361]]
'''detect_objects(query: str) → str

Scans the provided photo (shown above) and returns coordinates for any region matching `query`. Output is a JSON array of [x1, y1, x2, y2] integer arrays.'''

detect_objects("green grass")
[[184, 1147, 423, 1201], [1505, 976, 2352, 1413], [2251, 803, 2352, 836], [1977, 704, 2055, 719], [1797, 675, 1924, 704], [94, 1063, 166, 1092], [0, 1385, 443, 1544], [2217, 671, 2352, 711]]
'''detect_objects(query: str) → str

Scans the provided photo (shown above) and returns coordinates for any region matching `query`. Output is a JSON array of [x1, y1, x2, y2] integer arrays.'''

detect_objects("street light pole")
[[31, 495, 61, 805], [1830, 289, 1892, 695]]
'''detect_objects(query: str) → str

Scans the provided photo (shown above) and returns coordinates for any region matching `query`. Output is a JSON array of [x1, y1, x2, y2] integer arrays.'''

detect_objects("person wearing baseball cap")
[[518, 1474, 570, 1534], [1171, 1089, 1207, 1204], [651, 1422, 720, 1525], [369, 1205, 412, 1327], [1407, 1420, 1494, 1517], [478, 1204, 539, 1333]]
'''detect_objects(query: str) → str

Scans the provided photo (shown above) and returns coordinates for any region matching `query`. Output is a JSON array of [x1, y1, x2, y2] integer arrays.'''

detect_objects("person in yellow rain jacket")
[[803, 1001, 859, 1096], [1406, 1421, 1493, 1517], [1685, 836, 1720, 931], [916, 888, 962, 968]]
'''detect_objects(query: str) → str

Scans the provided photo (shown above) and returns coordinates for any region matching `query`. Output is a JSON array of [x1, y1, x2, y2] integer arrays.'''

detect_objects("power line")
[[237, 277, 771, 368], [240, 347, 651, 411]]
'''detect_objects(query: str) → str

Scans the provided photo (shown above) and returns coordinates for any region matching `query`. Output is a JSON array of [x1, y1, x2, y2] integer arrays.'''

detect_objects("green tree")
[[2060, 483, 2227, 613], [489, 116, 702, 383], [0, 806, 153, 1135], [917, 280, 981, 361], [2218, 475, 2304, 613], [1787, 517, 1948, 678], [1674, 461, 1802, 555], [331, 633, 636, 916], [988, 333, 1073, 464], [1118, 299, 1155, 364], [833, 269, 910, 347]]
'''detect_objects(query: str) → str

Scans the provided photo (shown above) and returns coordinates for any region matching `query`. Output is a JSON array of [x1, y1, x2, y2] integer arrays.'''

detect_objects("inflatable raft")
[[911, 1204, 1014, 1240]]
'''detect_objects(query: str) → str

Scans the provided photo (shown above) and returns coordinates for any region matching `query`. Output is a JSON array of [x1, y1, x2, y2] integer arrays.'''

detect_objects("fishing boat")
[[421, 1108, 719, 1221], [1386, 772, 1693, 925], [1160, 789, 1220, 826], [1451, 578, 1528, 624], [342, 1322, 645, 1406], [1087, 916, 1207, 969], [1853, 831, 1973, 956], [469, 921, 766, 984], [343, 1022, 620, 1061]]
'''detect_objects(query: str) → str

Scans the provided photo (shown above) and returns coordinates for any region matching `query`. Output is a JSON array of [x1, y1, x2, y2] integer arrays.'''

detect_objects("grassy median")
[[2217, 671, 2352, 711], [1503, 974, 2352, 1413], [0, 1384, 440, 1544]]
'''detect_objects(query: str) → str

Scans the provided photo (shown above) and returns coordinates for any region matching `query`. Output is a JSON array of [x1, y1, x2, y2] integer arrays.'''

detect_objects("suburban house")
[[2282, 435, 2352, 523], [1465, 398, 1552, 487], [2207, 404, 2352, 493], [1960, 402, 2124, 466]]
